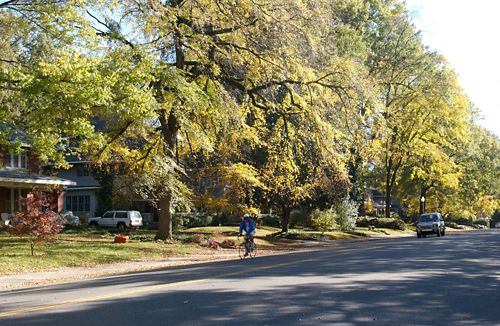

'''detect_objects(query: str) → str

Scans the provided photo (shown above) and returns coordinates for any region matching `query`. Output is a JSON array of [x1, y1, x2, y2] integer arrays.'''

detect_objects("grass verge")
[[0, 228, 211, 275]]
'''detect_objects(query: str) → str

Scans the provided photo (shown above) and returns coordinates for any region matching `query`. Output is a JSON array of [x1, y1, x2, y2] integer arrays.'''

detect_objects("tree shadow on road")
[[1, 231, 499, 325]]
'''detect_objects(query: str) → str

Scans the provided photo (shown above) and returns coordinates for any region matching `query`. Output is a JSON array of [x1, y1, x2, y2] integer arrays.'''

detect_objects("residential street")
[[0, 230, 499, 325]]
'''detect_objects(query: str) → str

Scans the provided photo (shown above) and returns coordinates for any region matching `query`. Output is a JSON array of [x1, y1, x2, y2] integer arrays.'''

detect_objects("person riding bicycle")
[[239, 213, 256, 257]]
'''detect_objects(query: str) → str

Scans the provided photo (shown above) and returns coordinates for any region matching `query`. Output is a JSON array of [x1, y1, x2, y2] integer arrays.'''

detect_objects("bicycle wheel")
[[238, 242, 246, 259], [249, 242, 257, 258]]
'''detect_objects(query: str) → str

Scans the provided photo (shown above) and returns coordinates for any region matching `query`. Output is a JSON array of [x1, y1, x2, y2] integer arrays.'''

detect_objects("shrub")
[[334, 199, 358, 232], [377, 218, 406, 230], [258, 214, 281, 227], [175, 213, 214, 228], [9, 191, 64, 255], [290, 209, 312, 228], [356, 217, 406, 230], [356, 217, 372, 227], [311, 209, 336, 234], [211, 213, 241, 226]]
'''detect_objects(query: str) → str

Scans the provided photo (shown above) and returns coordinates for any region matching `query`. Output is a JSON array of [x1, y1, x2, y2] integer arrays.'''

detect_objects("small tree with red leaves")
[[9, 190, 64, 255]]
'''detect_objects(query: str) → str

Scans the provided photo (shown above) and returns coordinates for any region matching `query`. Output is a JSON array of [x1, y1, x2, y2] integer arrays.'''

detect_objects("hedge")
[[356, 217, 406, 230]]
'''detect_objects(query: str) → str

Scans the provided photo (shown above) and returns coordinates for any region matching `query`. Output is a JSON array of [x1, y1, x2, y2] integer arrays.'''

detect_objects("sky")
[[405, 0, 500, 137]]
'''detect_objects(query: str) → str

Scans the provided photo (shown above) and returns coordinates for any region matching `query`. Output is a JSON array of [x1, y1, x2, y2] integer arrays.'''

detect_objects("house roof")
[[0, 124, 31, 144], [65, 186, 100, 191], [0, 169, 76, 188]]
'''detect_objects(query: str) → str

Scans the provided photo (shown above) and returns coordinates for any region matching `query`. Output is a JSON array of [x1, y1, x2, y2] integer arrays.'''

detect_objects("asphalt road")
[[1, 230, 499, 326]]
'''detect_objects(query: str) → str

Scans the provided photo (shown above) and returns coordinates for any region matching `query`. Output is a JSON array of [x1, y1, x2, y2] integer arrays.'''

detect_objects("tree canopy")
[[1, 0, 498, 237]]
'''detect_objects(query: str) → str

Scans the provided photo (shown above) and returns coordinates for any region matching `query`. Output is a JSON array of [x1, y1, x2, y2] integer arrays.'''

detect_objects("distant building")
[[364, 188, 400, 217]]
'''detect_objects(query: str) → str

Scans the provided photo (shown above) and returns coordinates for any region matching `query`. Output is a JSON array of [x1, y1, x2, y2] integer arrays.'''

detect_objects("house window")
[[65, 195, 91, 212], [76, 165, 89, 177], [5, 189, 22, 213], [6, 152, 27, 169]]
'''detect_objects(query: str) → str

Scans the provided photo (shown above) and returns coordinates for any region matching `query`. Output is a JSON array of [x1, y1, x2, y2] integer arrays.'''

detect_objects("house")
[[53, 158, 158, 224], [365, 188, 400, 217], [54, 157, 100, 221], [0, 148, 76, 224]]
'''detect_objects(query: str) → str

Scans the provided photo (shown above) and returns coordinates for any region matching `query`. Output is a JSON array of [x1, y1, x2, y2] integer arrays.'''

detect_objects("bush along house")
[[0, 148, 76, 225]]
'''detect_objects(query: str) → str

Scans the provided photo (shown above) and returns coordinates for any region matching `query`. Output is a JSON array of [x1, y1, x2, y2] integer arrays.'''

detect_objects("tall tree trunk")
[[156, 192, 173, 240], [157, 110, 179, 240], [281, 204, 291, 233], [385, 158, 402, 218], [385, 170, 392, 218]]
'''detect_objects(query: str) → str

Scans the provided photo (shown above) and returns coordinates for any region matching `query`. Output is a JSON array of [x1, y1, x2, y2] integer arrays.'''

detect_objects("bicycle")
[[238, 235, 257, 259]]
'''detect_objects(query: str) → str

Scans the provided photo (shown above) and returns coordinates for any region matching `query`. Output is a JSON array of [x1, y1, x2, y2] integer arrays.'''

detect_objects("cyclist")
[[239, 213, 256, 257]]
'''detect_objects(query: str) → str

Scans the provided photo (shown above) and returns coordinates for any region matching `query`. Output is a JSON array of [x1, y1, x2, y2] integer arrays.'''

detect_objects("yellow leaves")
[[222, 163, 264, 190], [194, 163, 264, 215]]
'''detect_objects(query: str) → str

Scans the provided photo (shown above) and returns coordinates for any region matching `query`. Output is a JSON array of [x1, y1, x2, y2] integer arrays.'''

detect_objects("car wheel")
[[117, 222, 126, 231], [89, 221, 98, 228], [423, 234, 427, 238], [417, 232, 422, 238]]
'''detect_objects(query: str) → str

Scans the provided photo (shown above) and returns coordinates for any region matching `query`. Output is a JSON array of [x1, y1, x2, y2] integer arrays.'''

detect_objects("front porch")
[[0, 169, 76, 225]]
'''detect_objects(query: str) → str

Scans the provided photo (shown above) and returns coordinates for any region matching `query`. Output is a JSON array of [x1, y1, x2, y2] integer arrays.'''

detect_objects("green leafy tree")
[[2, 0, 489, 240], [311, 209, 337, 234], [363, 4, 469, 217], [334, 198, 358, 232], [443, 125, 500, 219]]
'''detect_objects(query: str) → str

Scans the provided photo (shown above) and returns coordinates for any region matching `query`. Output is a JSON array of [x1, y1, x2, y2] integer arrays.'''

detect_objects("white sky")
[[405, 0, 500, 137]]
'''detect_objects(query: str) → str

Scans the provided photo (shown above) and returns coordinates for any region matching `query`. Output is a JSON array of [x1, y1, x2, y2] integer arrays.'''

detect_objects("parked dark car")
[[416, 213, 445, 238]]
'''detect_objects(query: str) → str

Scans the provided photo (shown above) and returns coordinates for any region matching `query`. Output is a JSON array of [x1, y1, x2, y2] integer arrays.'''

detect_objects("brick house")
[[0, 148, 76, 224]]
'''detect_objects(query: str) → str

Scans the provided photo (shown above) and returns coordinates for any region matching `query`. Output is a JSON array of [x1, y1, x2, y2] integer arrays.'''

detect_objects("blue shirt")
[[239, 218, 256, 234]]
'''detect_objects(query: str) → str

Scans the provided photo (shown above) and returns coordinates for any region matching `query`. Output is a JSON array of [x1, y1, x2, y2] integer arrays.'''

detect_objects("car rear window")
[[130, 211, 141, 219]]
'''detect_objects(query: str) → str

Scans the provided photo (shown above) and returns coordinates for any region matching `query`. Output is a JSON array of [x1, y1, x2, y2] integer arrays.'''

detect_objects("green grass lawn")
[[355, 227, 415, 237], [0, 225, 295, 274], [0, 228, 211, 275]]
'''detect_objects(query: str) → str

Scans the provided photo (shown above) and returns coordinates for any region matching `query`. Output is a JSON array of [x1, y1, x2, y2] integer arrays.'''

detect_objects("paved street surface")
[[0, 230, 499, 325]]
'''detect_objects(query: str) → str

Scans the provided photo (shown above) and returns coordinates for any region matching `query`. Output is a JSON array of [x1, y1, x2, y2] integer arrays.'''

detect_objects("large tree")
[[359, 2, 470, 217], [1, 0, 363, 238], [443, 125, 500, 219]]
